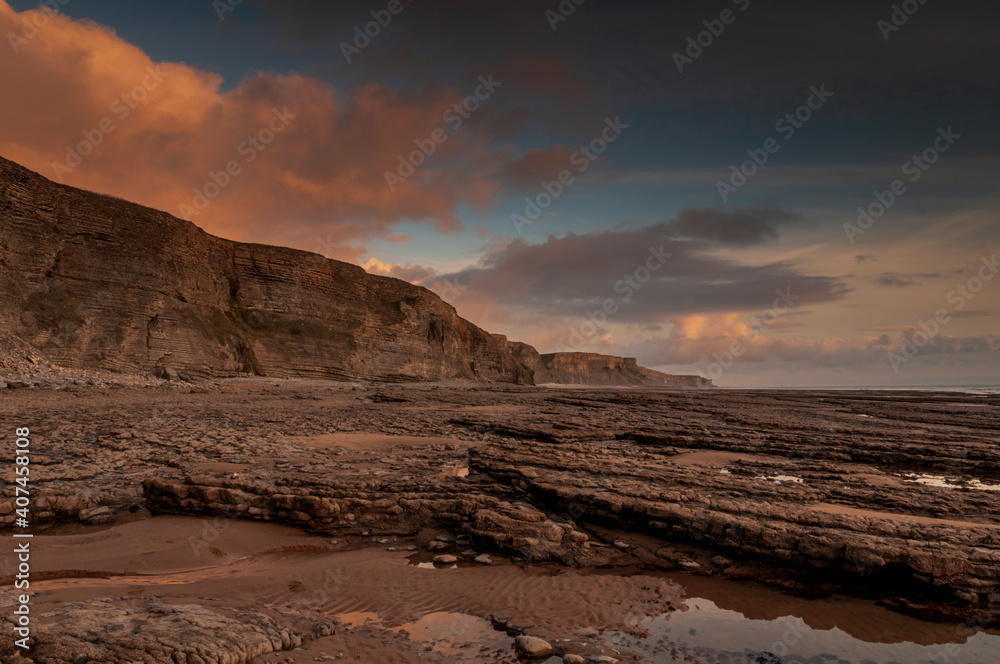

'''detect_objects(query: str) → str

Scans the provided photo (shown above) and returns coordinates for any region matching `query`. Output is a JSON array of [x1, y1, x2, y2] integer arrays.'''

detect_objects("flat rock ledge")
[[142, 474, 598, 565], [0, 598, 332, 663]]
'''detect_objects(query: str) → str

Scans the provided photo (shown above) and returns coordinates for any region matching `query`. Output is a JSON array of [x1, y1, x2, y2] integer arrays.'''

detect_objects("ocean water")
[[781, 385, 1000, 395]]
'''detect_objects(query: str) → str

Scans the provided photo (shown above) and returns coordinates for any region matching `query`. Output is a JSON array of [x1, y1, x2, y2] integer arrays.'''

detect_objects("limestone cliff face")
[[538, 353, 711, 387], [0, 156, 529, 383], [506, 341, 711, 388]]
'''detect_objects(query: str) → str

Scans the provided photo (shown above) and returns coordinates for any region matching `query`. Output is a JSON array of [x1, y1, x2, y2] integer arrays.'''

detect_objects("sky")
[[1, 0, 998, 387]]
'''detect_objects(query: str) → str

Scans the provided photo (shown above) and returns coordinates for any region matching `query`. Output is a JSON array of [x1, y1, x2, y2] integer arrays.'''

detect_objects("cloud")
[[497, 146, 574, 191], [0, 1, 515, 259], [361, 257, 439, 283], [662, 203, 804, 247], [624, 320, 1000, 375], [873, 274, 919, 288], [437, 204, 847, 327], [871, 271, 947, 287], [254, 0, 1000, 134], [256, 0, 611, 142]]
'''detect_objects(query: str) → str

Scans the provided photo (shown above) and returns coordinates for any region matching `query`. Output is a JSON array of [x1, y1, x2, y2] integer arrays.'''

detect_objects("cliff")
[[506, 341, 711, 388], [0, 155, 529, 383], [539, 353, 711, 387], [0, 155, 711, 387]]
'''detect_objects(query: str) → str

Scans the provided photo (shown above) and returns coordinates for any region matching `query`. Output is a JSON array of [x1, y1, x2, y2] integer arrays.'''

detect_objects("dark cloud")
[[663, 203, 804, 247], [872, 271, 947, 287], [898, 333, 1000, 357], [438, 204, 848, 322], [253, 0, 1000, 148], [253, 0, 612, 138], [873, 274, 919, 288]]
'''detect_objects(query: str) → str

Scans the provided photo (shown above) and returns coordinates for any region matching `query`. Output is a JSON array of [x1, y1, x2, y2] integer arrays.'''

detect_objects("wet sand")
[[14, 515, 1000, 664]]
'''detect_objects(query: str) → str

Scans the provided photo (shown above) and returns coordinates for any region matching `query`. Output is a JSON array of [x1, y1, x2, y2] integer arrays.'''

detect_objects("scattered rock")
[[747, 653, 782, 664], [711, 556, 733, 569], [489, 615, 511, 630], [78, 505, 114, 525], [514, 635, 554, 658], [158, 366, 179, 381]]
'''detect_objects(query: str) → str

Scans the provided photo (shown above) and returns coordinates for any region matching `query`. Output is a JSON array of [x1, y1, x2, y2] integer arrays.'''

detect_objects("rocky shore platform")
[[1, 382, 998, 662]]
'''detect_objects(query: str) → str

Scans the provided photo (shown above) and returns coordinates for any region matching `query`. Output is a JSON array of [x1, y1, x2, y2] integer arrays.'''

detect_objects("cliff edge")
[[506, 341, 710, 387]]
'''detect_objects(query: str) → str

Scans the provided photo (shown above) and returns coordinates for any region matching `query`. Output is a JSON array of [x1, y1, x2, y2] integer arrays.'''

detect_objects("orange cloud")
[[0, 1, 503, 258]]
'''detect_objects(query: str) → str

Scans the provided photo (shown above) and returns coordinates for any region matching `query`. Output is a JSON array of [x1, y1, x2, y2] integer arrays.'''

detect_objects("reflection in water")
[[339, 610, 512, 661], [606, 597, 998, 664], [338, 567, 1000, 664], [19, 509, 151, 536], [901, 472, 1000, 492], [757, 474, 804, 484], [397, 612, 509, 651]]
